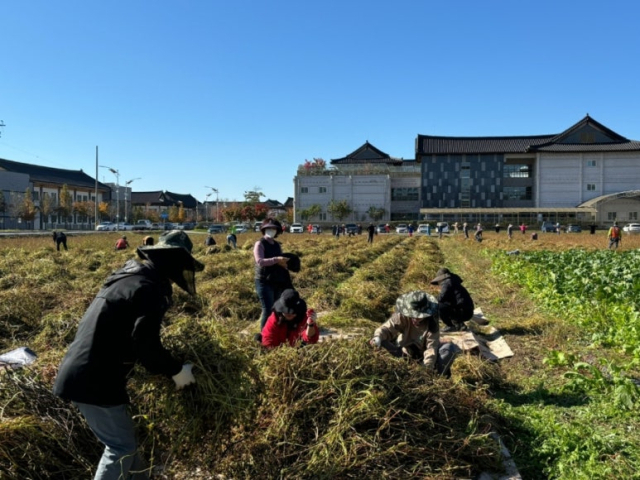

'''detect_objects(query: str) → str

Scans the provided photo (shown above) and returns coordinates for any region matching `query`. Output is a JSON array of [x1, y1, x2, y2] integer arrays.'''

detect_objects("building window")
[[300, 187, 308, 194], [608, 212, 617, 221], [586, 160, 597, 167], [391, 187, 418, 201], [587, 184, 596, 191], [319, 187, 327, 194], [319, 212, 327, 221], [33, 191, 40, 201], [503, 164, 532, 178], [503, 186, 532, 200], [630, 212, 638, 220]]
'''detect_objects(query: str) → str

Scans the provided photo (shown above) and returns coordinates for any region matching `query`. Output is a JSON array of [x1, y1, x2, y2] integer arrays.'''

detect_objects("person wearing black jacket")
[[53, 230, 68, 251], [53, 230, 204, 480], [430, 268, 475, 332]]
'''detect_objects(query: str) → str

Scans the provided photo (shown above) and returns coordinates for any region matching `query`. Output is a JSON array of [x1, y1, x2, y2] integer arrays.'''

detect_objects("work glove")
[[306, 309, 317, 325], [370, 337, 382, 348], [172, 363, 196, 389]]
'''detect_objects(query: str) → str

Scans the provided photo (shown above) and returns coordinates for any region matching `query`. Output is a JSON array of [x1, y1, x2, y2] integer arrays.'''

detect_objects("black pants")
[[56, 238, 68, 251], [380, 340, 461, 378], [439, 303, 473, 328]]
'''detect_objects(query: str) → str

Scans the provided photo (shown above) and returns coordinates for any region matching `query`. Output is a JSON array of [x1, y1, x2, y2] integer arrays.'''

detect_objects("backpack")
[[610, 226, 621, 239]]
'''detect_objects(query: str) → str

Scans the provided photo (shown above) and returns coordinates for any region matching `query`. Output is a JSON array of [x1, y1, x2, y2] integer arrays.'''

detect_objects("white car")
[[623, 223, 640, 234], [436, 222, 450, 233], [290, 223, 303, 233], [96, 221, 116, 231], [234, 224, 249, 234], [117, 222, 135, 231], [395, 224, 408, 234], [417, 224, 430, 234]]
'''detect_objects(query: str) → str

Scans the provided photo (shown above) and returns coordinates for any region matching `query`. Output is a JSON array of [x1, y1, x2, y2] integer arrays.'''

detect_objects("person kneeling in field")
[[53, 231, 204, 480], [430, 268, 475, 333], [370, 291, 460, 378], [260, 289, 319, 348]]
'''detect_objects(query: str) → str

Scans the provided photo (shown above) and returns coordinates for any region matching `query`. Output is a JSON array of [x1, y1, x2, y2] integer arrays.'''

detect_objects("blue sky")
[[1, 1, 639, 204]]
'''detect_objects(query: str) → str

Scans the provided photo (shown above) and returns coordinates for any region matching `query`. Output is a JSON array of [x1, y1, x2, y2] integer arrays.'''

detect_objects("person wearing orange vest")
[[607, 222, 622, 250]]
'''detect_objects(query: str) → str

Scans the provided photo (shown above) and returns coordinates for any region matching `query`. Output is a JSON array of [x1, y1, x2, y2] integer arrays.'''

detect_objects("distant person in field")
[[453, 222, 459, 235], [53, 231, 203, 480], [370, 291, 461, 378], [227, 224, 237, 249], [494, 223, 500, 234], [115, 235, 129, 250], [520, 223, 527, 235], [53, 231, 68, 251], [474, 223, 483, 242], [608, 221, 622, 250], [258, 289, 319, 348], [507, 223, 514, 239], [205, 234, 216, 246], [430, 268, 475, 333], [462, 222, 469, 239], [254, 218, 291, 330], [367, 223, 375, 243]]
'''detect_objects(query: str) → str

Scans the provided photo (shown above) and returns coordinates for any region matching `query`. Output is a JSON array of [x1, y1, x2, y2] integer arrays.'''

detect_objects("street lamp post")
[[205, 186, 219, 222], [100, 165, 120, 230], [205, 193, 212, 223], [124, 178, 141, 223]]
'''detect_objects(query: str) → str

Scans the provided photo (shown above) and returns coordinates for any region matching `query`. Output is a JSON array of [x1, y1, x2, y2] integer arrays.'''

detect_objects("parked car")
[[623, 223, 640, 234], [417, 224, 430, 234], [96, 221, 116, 231], [132, 219, 153, 230], [117, 222, 135, 231], [566, 224, 582, 233], [436, 222, 450, 233], [208, 224, 227, 234], [345, 223, 358, 235], [541, 221, 556, 232], [376, 224, 388, 234], [234, 224, 249, 234], [311, 224, 322, 234], [254, 221, 263, 232], [290, 223, 304, 233], [395, 224, 408, 234]]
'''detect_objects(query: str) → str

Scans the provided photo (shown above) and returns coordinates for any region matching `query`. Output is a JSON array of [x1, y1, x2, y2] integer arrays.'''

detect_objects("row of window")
[[608, 212, 638, 221]]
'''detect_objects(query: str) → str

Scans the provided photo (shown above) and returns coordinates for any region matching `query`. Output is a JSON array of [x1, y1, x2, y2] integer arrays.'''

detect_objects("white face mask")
[[265, 229, 277, 238]]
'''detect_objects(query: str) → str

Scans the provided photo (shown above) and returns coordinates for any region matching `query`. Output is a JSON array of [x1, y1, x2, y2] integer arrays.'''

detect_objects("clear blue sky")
[[2, 1, 639, 204]]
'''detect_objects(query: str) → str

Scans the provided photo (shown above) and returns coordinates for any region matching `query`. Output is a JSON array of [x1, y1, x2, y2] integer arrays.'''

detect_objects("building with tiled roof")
[[294, 142, 420, 223], [0, 157, 111, 229], [416, 116, 640, 226]]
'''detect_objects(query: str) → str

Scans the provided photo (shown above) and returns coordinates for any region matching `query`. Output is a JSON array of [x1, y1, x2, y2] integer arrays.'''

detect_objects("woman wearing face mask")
[[254, 218, 291, 329]]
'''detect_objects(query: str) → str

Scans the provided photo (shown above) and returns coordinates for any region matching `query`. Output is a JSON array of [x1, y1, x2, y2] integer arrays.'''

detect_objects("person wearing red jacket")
[[261, 289, 319, 348]]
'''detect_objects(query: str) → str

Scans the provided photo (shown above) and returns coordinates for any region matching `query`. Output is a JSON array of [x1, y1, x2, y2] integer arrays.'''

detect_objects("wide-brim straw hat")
[[395, 291, 438, 319]]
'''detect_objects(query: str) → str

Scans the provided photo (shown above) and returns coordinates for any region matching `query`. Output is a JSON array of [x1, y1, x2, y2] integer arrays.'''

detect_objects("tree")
[[58, 184, 73, 227], [168, 205, 180, 223], [13, 188, 37, 228], [73, 201, 93, 225], [40, 192, 55, 227], [244, 189, 264, 204], [327, 199, 353, 222], [98, 202, 110, 220], [367, 206, 386, 222]]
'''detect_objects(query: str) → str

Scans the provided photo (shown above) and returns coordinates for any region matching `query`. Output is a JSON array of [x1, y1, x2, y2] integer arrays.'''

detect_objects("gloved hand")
[[370, 337, 382, 348], [306, 309, 317, 325], [172, 363, 196, 389]]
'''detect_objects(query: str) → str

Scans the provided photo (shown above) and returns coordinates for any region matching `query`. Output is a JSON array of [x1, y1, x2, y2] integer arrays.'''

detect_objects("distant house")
[[131, 191, 200, 221], [293, 142, 419, 223], [264, 198, 286, 218], [0, 157, 110, 229], [416, 115, 640, 225]]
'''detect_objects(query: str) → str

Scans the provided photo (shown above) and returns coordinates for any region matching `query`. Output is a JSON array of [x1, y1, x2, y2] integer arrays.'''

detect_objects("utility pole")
[[205, 186, 219, 222], [124, 177, 141, 223], [100, 165, 120, 230]]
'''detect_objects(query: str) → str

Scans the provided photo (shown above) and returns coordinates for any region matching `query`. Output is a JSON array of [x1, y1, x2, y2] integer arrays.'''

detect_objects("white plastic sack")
[[0, 347, 37, 370]]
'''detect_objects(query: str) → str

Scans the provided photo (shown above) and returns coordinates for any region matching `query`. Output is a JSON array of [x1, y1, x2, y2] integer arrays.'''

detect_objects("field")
[[1, 229, 640, 479]]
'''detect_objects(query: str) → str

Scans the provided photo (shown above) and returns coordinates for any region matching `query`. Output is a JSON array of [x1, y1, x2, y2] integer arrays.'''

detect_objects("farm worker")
[[408, 224, 414, 237], [307, 223, 313, 234], [53, 230, 68, 251], [53, 230, 204, 480], [367, 223, 375, 243], [260, 289, 319, 348], [115, 235, 129, 250], [430, 268, 475, 333], [385, 224, 390, 233], [142, 235, 154, 246], [254, 218, 291, 330], [426, 223, 431, 236], [462, 222, 469, 239], [608, 221, 622, 250], [227, 224, 237, 249], [369, 291, 461, 378], [205, 234, 216, 246], [474, 224, 483, 242], [507, 223, 514, 239], [519, 223, 527, 235], [453, 222, 459, 235]]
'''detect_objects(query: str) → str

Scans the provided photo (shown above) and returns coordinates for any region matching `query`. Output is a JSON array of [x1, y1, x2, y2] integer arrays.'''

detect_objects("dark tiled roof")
[[417, 116, 640, 155], [331, 141, 403, 165], [0, 157, 110, 190], [131, 191, 199, 208], [416, 135, 554, 155], [264, 199, 284, 208]]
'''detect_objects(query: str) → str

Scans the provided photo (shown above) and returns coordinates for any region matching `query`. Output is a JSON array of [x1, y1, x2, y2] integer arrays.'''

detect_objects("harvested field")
[[1, 230, 640, 479]]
